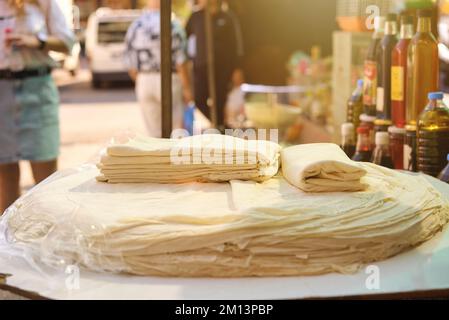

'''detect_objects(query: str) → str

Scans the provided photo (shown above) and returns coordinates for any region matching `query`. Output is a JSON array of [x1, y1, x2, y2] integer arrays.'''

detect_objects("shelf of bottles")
[[341, 8, 449, 183]]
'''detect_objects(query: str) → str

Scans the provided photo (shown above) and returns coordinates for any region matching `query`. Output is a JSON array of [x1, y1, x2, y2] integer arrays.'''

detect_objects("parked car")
[[85, 8, 141, 88]]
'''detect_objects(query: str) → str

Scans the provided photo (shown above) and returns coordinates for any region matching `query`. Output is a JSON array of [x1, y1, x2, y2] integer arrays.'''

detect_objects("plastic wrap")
[[1, 153, 449, 278], [0, 165, 129, 276]]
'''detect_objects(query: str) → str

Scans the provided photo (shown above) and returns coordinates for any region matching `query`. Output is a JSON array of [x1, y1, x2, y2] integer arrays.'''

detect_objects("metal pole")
[[205, 0, 218, 129], [161, 0, 173, 138]]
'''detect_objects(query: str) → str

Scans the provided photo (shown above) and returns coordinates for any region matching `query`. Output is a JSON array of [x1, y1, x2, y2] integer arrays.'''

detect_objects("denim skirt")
[[0, 74, 60, 164]]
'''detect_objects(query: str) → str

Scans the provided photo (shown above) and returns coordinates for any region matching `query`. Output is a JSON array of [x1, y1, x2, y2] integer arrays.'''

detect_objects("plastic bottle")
[[372, 132, 394, 169], [341, 123, 356, 159], [352, 126, 372, 162], [183, 102, 196, 136], [378, 13, 398, 121], [363, 16, 385, 116], [438, 155, 449, 183], [347, 79, 364, 131], [417, 92, 449, 177]]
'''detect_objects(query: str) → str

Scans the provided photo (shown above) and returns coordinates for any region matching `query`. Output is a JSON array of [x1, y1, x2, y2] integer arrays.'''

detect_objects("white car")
[[85, 8, 141, 88]]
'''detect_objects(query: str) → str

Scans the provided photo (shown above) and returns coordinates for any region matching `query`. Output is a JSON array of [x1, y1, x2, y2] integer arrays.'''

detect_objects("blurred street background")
[[19, 61, 146, 190], [15, 0, 338, 190]]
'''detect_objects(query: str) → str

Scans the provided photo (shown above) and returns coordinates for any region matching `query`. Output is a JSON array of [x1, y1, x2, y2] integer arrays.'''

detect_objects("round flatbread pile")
[[3, 163, 449, 277]]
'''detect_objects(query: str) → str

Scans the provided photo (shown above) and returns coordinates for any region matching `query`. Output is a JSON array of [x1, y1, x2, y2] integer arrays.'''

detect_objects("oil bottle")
[[406, 10, 439, 128], [372, 132, 394, 169], [378, 13, 398, 121], [391, 15, 414, 128], [363, 16, 385, 116], [341, 123, 356, 159], [417, 92, 449, 177], [352, 126, 372, 162], [347, 80, 364, 131]]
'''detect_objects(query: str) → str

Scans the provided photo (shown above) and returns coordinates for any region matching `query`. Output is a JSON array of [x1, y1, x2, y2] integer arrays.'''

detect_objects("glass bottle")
[[341, 123, 356, 159], [417, 92, 449, 177], [388, 125, 406, 170], [359, 114, 376, 148], [391, 15, 414, 129], [363, 16, 385, 116], [377, 13, 398, 121], [372, 132, 394, 169], [347, 79, 364, 131], [352, 126, 372, 162], [406, 10, 439, 127]]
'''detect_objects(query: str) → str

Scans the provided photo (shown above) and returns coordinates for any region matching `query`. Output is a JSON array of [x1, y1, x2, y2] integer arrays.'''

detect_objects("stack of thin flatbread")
[[3, 161, 449, 277], [96, 135, 281, 184], [281, 143, 367, 192]]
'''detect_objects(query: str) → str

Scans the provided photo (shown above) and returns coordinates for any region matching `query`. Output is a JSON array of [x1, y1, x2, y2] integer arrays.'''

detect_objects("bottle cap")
[[375, 132, 390, 145], [357, 126, 369, 134], [357, 79, 364, 87], [428, 92, 444, 100], [374, 16, 386, 31], [388, 126, 406, 135], [386, 13, 397, 22], [401, 15, 414, 25], [360, 114, 376, 123], [341, 123, 355, 136], [418, 9, 432, 18], [374, 119, 393, 126]]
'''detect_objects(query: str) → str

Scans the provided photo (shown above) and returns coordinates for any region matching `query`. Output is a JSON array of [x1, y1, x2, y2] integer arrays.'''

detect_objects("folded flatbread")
[[97, 134, 281, 184], [281, 143, 367, 192]]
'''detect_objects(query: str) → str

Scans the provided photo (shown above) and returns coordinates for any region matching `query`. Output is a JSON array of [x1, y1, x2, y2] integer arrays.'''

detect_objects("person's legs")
[[18, 74, 60, 185], [193, 66, 210, 120], [172, 75, 185, 132], [30, 160, 57, 184], [136, 73, 162, 137], [215, 73, 232, 129], [0, 163, 20, 213], [0, 79, 21, 213]]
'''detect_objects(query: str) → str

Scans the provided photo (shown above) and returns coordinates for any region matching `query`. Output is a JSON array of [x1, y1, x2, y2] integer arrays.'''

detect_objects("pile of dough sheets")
[[96, 135, 281, 184], [3, 160, 448, 277]]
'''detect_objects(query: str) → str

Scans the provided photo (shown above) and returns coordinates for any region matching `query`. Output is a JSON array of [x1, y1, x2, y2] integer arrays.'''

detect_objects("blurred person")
[[186, 0, 244, 127], [0, 0, 75, 213], [124, 0, 193, 138]]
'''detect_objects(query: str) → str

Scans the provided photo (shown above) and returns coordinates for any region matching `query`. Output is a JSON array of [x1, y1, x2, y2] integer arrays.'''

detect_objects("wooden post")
[[161, 0, 173, 138], [205, 0, 218, 129]]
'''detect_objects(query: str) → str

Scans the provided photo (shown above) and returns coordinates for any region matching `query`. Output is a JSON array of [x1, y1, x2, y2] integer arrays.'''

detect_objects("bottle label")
[[363, 60, 377, 106], [391, 66, 404, 101], [376, 87, 384, 112]]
